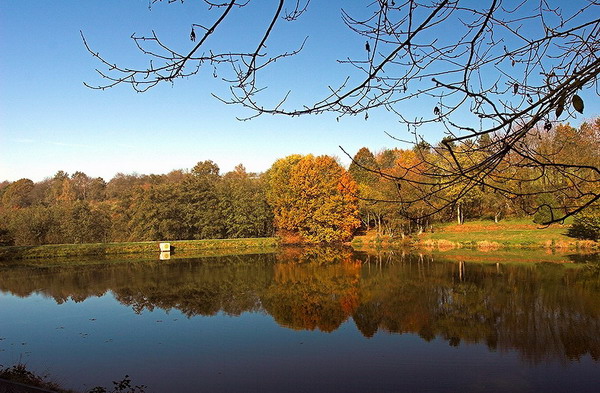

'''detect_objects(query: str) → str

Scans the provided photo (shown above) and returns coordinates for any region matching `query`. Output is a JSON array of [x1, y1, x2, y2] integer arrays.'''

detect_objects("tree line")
[[0, 156, 359, 246], [1, 120, 598, 246], [348, 119, 600, 239]]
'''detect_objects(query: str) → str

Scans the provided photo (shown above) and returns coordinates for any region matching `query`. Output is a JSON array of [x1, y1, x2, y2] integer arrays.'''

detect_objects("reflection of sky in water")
[[0, 290, 598, 393]]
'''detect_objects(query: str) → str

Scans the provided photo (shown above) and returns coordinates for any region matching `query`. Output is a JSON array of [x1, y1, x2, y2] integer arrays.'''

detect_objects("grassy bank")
[[0, 237, 279, 261], [352, 219, 599, 251]]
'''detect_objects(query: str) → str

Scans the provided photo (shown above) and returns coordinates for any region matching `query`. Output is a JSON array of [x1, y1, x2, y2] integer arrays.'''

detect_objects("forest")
[[1, 120, 599, 247]]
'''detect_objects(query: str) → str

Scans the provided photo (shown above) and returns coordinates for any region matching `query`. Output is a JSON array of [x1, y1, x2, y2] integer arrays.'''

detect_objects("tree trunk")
[[457, 202, 464, 225]]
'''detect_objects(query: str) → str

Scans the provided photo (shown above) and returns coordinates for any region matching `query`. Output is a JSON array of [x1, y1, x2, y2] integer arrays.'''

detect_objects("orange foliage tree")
[[266, 155, 360, 243]]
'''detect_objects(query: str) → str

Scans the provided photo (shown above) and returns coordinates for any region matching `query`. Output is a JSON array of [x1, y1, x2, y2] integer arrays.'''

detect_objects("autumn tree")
[[105, 173, 147, 200], [70, 171, 106, 201], [349, 147, 382, 232], [349, 148, 397, 235], [266, 155, 360, 243], [371, 147, 441, 234], [44, 171, 70, 205], [1, 179, 34, 209], [264, 154, 304, 240], [431, 141, 487, 225]]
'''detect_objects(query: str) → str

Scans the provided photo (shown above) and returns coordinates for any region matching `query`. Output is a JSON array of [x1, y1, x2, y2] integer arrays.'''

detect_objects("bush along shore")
[[0, 237, 279, 261]]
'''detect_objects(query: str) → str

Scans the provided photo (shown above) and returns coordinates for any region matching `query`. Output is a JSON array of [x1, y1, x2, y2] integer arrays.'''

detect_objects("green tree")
[[128, 162, 225, 241], [349, 147, 379, 186], [220, 165, 273, 238], [60, 201, 111, 243], [181, 173, 225, 239], [128, 184, 188, 241], [6, 206, 59, 246], [568, 206, 600, 240]]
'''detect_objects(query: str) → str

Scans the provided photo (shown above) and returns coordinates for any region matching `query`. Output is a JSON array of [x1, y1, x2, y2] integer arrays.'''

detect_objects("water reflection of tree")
[[261, 247, 361, 332], [0, 255, 276, 317], [1, 250, 599, 362], [112, 257, 274, 317], [354, 253, 600, 363]]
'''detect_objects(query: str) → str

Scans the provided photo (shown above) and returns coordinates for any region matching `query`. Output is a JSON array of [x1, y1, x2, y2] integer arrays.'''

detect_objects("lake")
[[1, 247, 599, 392]]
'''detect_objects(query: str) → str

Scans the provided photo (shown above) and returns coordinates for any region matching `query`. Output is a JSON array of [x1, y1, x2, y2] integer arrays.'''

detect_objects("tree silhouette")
[[84, 1, 600, 223]]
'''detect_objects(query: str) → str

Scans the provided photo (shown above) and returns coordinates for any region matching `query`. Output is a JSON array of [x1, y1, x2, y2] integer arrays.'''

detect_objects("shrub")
[[568, 206, 600, 241], [0, 363, 69, 392]]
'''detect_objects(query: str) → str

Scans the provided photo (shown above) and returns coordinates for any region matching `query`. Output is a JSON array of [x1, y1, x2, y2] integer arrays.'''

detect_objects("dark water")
[[0, 248, 599, 392]]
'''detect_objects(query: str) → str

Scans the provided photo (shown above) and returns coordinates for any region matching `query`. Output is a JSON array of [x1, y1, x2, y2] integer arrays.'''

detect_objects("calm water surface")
[[1, 248, 599, 392]]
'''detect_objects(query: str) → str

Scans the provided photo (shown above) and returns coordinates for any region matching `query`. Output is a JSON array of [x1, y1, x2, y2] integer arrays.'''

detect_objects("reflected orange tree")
[[261, 247, 361, 332]]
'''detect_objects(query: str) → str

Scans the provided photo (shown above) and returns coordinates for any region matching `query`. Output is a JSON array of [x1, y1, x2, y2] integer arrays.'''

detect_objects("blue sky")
[[1, 1, 597, 182]]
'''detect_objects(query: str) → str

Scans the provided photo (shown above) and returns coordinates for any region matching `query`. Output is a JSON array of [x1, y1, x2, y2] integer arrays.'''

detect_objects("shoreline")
[[0, 237, 279, 261], [2, 237, 597, 263], [351, 237, 599, 252]]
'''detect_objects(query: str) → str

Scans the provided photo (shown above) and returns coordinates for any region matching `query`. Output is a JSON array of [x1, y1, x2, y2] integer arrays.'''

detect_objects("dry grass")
[[476, 241, 502, 251], [436, 239, 459, 250], [577, 240, 598, 249]]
